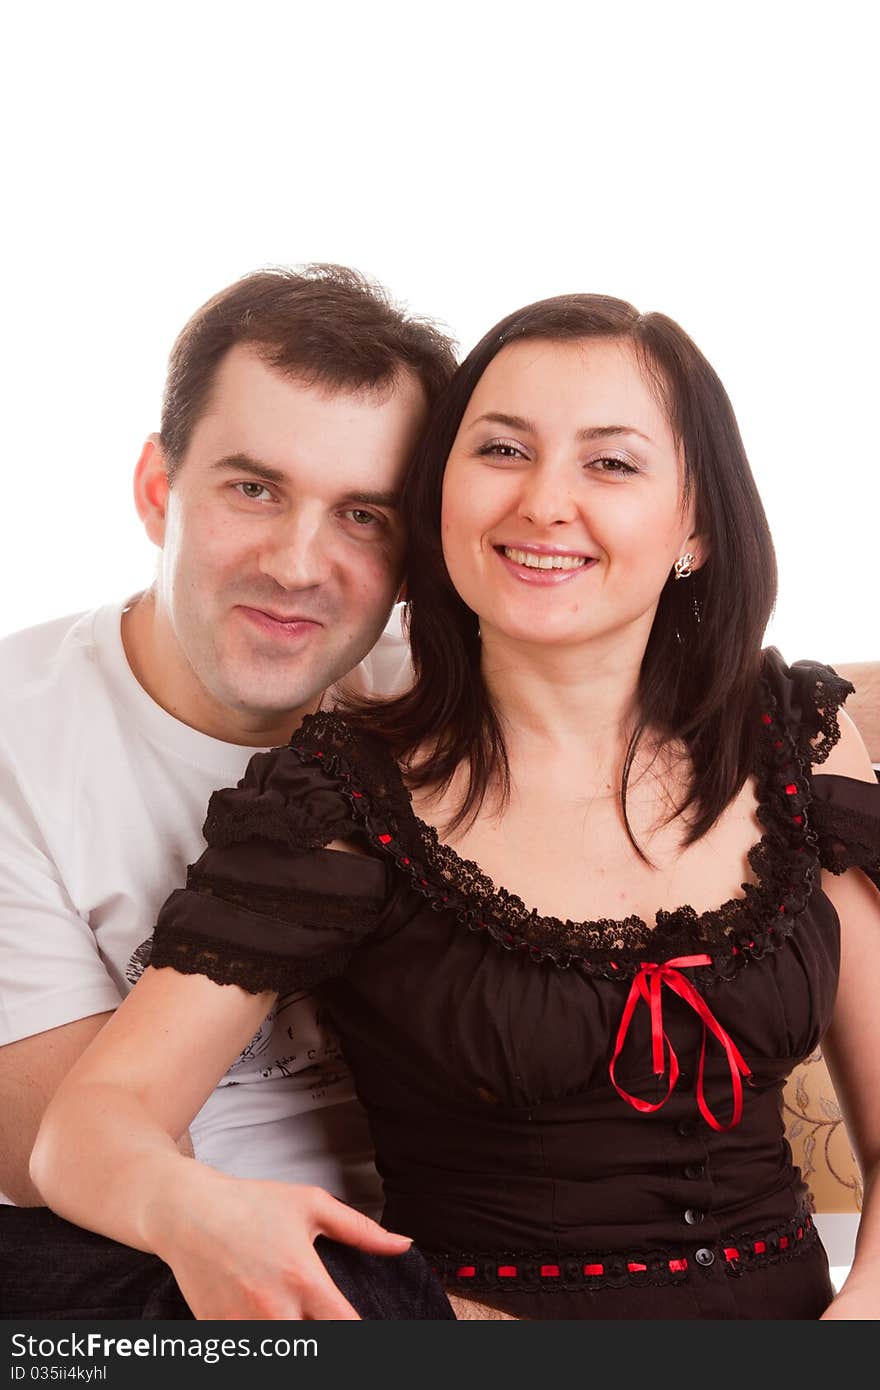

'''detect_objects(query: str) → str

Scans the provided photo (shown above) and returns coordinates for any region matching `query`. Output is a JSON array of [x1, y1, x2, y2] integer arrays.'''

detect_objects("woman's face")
[[441, 336, 702, 654]]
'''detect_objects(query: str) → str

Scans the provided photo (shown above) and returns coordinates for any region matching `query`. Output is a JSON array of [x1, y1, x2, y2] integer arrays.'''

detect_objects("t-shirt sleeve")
[[149, 745, 391, 996], [0, 739, 121, 1046]]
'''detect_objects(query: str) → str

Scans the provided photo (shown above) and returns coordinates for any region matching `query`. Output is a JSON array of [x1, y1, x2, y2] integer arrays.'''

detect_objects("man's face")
[[140, 345, 426, 741]]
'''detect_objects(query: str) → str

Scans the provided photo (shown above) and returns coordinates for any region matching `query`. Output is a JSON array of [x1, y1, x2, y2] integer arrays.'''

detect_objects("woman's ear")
[[682, 529, 710, 573], [133, 434, 171, 548]]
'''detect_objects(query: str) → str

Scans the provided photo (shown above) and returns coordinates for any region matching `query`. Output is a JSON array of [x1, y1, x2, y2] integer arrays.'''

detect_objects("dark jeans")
[[0, 1207, 454, 1320]]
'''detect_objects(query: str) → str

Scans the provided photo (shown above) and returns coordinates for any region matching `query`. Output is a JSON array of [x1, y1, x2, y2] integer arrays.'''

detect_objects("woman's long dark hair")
[[342, 294, 777, 850]]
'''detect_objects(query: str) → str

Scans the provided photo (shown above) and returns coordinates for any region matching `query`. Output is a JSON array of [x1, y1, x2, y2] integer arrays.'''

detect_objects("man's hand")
[[149, 1167, 412, 1319]]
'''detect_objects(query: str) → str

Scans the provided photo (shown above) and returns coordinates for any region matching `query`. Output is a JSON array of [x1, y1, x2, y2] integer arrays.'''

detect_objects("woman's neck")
[[480, 627, 645, 772]]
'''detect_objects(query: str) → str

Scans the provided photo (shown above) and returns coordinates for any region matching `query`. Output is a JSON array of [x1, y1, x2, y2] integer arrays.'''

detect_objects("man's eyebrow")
[[469, 414, 653, 446], [210, 454, 287, 485], [345, 490, 401, 508], [209, 456, 400, 507]]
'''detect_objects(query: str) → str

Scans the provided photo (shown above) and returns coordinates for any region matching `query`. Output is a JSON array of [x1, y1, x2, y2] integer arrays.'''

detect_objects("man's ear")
[[133, 434, 171, 547]]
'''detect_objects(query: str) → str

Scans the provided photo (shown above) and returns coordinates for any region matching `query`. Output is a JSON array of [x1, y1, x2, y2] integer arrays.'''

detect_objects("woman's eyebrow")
[[577, 424, 654, 445], [469, 412, 536, 433], [469, 414, 653, 446]]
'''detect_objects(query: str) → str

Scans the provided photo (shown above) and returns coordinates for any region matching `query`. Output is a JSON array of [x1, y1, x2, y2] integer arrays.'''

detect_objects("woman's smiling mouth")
[[494, 544, 598, 583]]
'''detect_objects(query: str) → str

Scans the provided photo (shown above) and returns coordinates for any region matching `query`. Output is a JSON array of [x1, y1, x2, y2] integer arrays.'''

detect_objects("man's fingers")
[[308, 1188, 412, 1253]]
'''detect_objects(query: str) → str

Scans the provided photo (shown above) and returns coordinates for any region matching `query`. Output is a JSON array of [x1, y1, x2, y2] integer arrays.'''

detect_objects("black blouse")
[[151, 651, 880, 1320]]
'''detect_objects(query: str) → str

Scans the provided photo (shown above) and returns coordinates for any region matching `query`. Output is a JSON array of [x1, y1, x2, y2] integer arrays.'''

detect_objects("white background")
[[1, 0, 876, 658]]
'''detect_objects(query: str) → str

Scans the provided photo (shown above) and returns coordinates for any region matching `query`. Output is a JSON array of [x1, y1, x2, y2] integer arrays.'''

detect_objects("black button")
[[678, 1070, 692, 1087], [684, 1208, 704, 1225], [684, 1162, 705, 1180], [694, 1247, 715, 1267], [676, 1118, 697, 1137]]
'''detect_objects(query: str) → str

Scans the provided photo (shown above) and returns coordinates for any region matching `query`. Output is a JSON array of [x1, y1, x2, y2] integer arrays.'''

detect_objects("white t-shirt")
[[0, 598, 411, 1208]]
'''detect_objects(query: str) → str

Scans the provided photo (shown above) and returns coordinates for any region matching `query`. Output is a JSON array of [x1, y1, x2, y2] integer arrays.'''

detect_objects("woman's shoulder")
[[760, 647, 856, 768], [290, 710, 411, 806], [201, 711, 410, 855], [759, 651, 879, 885]]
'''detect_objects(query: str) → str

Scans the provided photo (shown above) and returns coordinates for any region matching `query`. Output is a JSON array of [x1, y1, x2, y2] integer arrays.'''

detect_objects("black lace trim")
[[184, 870, 382, 925], [425, 1211, 817, 1294], [813, 802, 880, 886], [203, 798, 354, 853], [792, 665, 855, 766], [287, 680, 823, 982], [149, 926, 356, 996]]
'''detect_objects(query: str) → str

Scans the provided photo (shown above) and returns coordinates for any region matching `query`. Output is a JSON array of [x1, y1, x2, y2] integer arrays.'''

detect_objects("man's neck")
[[121, 591, 320, 748]]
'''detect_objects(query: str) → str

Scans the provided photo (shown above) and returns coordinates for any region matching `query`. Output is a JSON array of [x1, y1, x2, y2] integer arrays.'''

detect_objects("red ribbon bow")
[[609, 954, 752, 1132]]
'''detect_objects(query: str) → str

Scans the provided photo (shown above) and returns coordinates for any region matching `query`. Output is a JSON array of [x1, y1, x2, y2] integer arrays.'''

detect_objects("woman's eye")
[[344, 508, 382, 527], [477, 440, 526, 460], [235, 481, 274, 501], [590, 455, 638, 476]]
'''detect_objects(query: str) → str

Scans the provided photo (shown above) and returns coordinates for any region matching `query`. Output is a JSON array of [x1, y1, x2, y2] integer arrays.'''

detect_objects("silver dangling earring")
[[672, 553, 701, 638]]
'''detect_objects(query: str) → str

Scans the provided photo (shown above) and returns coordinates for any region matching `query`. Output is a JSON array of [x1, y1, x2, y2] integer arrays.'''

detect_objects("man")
[[0, 265, 457, 1318]]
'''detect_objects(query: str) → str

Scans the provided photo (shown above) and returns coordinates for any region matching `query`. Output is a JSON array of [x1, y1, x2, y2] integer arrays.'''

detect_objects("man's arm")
[[835, 663, 880, 765], [0, 734, 193, 1204], [0, 1016, 194, 1204], [0, 1015, 113, 1204], [31, 965, 411, 1318]]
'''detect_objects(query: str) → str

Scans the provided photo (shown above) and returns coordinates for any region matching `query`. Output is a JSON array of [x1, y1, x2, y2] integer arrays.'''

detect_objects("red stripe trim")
[[497, 1265, 517, 1277], [668, 1258, 688, 1272], [724, 1247, 740, 1261], [540, 1265, 560, 1278], [378, 833, 392, 844], [456, 1266, 475, 1278], [753, 1240, 766, 1254], [583, 1263, 604, 1276], [627, 1262, 647, 1272], [779, 1236, 789, 1249]]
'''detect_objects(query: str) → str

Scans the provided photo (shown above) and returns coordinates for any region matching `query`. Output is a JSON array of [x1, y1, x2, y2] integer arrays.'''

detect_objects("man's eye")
[[344, 509, 382, 527], [235, 482, 274, 501]]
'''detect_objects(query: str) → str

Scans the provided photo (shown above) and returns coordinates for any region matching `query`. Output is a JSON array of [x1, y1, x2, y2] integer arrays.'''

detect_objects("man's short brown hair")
[[160, 264, 457, 481]]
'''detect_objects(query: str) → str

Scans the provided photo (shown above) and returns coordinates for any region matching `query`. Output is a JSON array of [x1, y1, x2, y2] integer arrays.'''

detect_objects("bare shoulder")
[[834, 662, 880, 765], [818, 708, 876, 782]]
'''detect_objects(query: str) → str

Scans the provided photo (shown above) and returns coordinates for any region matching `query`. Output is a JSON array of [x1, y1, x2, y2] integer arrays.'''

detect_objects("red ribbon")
[[609, 954, 752, 1132]]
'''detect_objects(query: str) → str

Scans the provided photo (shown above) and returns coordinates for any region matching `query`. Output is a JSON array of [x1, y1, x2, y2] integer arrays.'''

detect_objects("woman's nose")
[[516, 461, 579, 528]]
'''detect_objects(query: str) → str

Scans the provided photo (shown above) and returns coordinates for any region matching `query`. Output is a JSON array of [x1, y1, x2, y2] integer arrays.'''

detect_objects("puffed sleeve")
[[811, 776, 880, 890], [762, 648, 880, 890], [149, 742, 390, 995]]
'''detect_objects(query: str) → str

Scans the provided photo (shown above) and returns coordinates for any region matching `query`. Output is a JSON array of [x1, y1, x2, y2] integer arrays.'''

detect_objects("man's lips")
[[236, 605, 324, 639]]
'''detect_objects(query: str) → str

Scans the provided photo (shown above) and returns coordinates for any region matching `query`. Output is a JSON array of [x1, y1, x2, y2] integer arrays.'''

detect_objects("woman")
[[33, 295, 880, 1319]]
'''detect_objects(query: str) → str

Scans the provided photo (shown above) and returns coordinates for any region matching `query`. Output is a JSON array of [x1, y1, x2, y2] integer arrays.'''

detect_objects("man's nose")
[[257, 510, 332, 590], [516, 459, 579, 528]]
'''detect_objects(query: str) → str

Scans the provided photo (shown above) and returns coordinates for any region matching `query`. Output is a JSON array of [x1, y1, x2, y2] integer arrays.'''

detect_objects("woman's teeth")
[[502, 547, 588, 571]]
